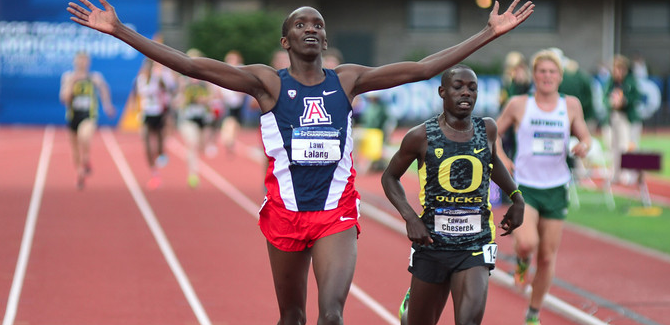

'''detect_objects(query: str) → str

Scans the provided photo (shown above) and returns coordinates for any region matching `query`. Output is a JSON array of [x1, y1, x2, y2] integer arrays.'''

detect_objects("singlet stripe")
[[261, 112, 298, 211], [325, 111, 355, 210]]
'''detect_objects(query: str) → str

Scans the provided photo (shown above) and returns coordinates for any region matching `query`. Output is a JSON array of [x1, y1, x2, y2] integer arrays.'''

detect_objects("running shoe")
[[156, 154, 169, 168], [205, 144, 218, 158], [83, 162, 92, 175], [514, 257, 530, 287], [525, 315, 541, 325], [147, 175, 162, 190], [398, 288, 410, 320], [188, 174, 200, 188], [77, 173, 85, 190]]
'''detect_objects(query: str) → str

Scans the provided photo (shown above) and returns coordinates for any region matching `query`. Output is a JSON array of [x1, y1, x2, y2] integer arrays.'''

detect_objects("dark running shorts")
[[408, 246, 495, 284], [227, 105, 243, 123], [68, 112, 91, 132], [144, 114, 165, 131], [188, 117, 206, 129]]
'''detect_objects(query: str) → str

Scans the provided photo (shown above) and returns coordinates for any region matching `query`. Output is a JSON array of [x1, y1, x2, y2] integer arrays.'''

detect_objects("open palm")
[[67, 0, 119, 34], [488, 0, 535, 36]]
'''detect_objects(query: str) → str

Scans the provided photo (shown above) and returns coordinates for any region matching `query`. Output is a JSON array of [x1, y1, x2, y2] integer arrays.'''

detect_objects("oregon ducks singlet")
[[418, 115, 495, 251], [67, 77, 98, 121]]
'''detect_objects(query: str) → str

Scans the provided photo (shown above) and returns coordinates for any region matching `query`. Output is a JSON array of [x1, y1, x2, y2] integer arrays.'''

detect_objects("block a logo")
[[300, 97, 332, 126]]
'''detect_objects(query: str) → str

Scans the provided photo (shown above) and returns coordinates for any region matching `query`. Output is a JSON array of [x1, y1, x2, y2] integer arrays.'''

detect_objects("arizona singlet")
[[260, 68, 358, 212], [418, 116, 495, 251]]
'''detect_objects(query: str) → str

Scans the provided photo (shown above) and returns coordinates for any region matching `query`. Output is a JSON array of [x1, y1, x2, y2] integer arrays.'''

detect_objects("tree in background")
[[189, 10, 284, 65]]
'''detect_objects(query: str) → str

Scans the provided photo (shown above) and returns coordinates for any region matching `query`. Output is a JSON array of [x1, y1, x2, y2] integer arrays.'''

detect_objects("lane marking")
[[101, 129, 212, 325], [3, 126, 54, 325], [166, 139, 401, 325]]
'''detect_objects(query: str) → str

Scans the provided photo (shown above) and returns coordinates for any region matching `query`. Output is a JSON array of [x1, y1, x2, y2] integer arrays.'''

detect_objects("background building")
[[159, 0, 670, 77]]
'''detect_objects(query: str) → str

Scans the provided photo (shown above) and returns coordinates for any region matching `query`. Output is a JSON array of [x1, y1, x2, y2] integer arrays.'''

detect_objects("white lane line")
[[100, 129, 212, 325], [3, 126, 54, 325], [166, 138, 259, 218], [349, 283, 400, 325], [166, 139, 401, 325]]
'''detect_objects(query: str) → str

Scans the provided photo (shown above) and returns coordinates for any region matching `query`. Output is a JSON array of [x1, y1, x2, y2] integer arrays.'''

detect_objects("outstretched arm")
[[67, 0, 273, 103], [343, 0, 534, 96]]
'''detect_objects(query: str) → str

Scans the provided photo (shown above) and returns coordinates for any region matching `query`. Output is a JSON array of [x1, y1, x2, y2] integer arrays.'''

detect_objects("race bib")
[[532, 131, 564, 156], [482, 243, 498, 264], [291, 127, 341, 166], [434, 207, 481, 236], [72, 95, 92, 111]]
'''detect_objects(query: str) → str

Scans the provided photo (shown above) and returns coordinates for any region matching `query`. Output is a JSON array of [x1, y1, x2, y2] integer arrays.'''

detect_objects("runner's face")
[[533, 59, 562, 93], [74, 54, 90, 72], [440, 68, 478, 119], [283, 7, 327, 55]]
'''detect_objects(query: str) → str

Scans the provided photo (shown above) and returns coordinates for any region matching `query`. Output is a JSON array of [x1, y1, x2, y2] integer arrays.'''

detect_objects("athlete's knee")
[[515, 238, 537, 258], [454, 299, 486, 325], [535, 251, 557, 270], [318, 309, 344, 325]]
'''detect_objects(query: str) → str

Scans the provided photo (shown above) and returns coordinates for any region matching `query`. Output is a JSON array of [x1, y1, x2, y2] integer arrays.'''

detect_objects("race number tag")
[[72, 95, 92, 111], [482, 243, 498, 264], [291, 127, 341, 166], [532, 131, 564, 156], [434, 207, 481, 236]]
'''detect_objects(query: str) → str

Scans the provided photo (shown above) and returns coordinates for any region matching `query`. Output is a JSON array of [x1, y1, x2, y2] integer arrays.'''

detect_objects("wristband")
[[509, 189, 522, 199]]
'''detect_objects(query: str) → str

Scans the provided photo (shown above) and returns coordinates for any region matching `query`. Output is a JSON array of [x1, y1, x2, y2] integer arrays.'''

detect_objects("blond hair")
[[531, 49, 563, 77], [186, 48, 204, 58]]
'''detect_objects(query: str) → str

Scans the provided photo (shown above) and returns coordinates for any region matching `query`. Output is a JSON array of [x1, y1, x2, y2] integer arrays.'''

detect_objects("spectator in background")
[[355, 90, 392, 173], [603, 54, 641, 184], [59, 51, 116, 189], [323, 47, 344, 69], [500, 51, 532, 106], [270, 49, 290, 70], [219, 50, 248, 155], [550, 48, 597, 135], [629, 53, 648, 148], [499, 51, 531, 160]]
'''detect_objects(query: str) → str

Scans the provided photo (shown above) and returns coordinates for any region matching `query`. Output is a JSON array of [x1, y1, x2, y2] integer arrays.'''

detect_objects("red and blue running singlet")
[[260, 69, 358, 212]]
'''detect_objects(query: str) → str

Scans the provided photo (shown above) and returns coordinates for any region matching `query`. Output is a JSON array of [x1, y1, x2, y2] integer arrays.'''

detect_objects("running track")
[[1, 126, 668, 325]]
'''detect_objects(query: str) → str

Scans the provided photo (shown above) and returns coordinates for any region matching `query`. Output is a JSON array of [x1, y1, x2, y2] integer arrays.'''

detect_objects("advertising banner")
[[0, 0, 158, 126]]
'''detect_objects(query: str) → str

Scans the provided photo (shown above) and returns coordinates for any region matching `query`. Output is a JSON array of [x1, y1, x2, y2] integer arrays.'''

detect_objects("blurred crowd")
[[121, 44, 661, 187]]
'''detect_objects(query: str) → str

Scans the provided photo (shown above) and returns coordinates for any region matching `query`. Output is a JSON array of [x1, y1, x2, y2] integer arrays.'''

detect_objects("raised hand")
[[67, 0, 119, 35], [488, 0, 535, 36]]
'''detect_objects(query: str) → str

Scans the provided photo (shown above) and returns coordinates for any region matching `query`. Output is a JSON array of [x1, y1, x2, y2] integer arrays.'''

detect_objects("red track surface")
[[1, 126, 668, 325]]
